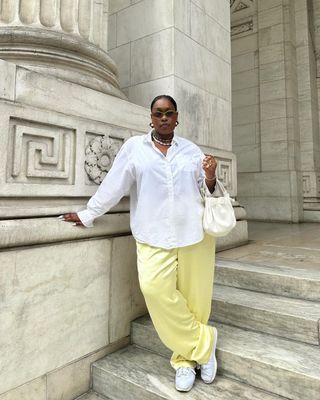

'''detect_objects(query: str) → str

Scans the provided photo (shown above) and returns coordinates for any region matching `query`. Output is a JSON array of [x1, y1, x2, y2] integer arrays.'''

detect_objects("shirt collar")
[[145, 129, 179, 146]]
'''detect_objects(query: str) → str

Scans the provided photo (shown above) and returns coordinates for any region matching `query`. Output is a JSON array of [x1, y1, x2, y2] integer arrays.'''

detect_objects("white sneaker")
[[175, 367, 196, 392], [201, 327, 218, 383]]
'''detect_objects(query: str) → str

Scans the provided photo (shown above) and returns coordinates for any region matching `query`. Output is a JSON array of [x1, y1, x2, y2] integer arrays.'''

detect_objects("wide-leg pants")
[[136, 234, 216, 370]]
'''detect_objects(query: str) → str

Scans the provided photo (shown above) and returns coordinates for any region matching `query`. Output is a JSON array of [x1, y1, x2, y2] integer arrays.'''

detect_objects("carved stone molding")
[[303, 174, 311, 194], [230, 0, 256, 37], [230, 0, 254, 14], [216, 158, 233, 191], [302, 173, 320, 197], [0, 0, 124, 98], [8, 119, 75, 184], [231, 20, 254, 36], [85, 135, 124, 184]]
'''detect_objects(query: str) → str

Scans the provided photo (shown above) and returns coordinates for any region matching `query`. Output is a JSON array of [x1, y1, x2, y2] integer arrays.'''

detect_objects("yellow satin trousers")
[[136, 234, 216, 369]]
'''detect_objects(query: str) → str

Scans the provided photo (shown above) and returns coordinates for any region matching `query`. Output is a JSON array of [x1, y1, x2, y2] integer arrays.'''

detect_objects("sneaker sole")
[[202, 326, 218, 384], [175, 383, 194, 392]]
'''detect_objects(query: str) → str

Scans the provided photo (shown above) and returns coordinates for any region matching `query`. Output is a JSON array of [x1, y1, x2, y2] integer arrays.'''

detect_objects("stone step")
[[131, 316, 320, 400], [212, 284, 320, 345], [215, 259, 320, 301], [75, 390, 109, 400], [92, 345, 288, 400]]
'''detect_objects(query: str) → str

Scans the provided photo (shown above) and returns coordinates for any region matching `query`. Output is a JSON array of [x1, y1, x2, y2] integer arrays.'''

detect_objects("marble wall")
[[0, 226, 146, 399], [0, 60, 149, 218], [0, 2, 241, 399], [108, 0, 238, 197], [0, 55, 149, 399], [231, 0, 307, 222], [108, 0, 231, 147], [302, 0, 320, 221]]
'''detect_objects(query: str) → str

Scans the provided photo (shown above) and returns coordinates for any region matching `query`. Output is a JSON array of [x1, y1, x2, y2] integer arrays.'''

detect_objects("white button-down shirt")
[[78, 132, 217, 249]]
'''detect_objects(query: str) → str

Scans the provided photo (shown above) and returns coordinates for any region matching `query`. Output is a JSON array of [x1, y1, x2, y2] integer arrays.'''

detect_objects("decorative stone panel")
[[231, 20, 254, 36], [0, 100, 135, 217], [217, 158, 233, 191], [8, 119, 75, 184], [302, 173, 320, 197], [303, 174, 311, 195], [85, 134, 124, 185], [230, 0, 256, 37]]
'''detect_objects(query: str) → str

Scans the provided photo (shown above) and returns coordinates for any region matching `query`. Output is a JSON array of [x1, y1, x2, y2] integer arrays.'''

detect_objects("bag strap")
[[215, 178, 228, 196], [201, 177, 233, 200]]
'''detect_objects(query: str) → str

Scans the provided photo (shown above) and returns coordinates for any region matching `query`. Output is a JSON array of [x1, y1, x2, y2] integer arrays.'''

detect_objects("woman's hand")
[[202, 154, 217, 180], [59, 213, 84, 226]]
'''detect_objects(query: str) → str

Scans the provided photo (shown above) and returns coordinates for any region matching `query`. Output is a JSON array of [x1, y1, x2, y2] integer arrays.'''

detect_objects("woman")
[[62, 95, 218, 392]]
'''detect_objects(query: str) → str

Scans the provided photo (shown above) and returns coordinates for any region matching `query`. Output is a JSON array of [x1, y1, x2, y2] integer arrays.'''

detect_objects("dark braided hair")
[[150, 95, 177, 111]]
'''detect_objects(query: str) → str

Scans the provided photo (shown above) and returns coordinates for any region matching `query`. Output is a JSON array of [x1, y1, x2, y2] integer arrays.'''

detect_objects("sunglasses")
[[151, 110, 177, 118]]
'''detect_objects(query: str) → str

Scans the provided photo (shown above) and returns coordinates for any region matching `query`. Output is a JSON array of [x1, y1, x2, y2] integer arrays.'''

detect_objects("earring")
[[175, 121, 179, 126], [149, 122, 154, 128]]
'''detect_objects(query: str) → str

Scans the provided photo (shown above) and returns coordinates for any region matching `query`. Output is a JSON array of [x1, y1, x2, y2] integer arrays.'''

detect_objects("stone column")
[[0, 0, 124, 98], [233, 0, 303, 222], [297, 0, 320, 221], [257, 0, 302, 222]]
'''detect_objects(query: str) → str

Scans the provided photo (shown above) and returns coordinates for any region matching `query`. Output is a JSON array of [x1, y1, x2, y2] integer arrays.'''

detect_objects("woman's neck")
[[154, 130, 174, 139]]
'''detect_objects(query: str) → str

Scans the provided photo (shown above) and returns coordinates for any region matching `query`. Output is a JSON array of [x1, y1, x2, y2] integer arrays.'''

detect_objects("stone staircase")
[[76, 256, 320, 400]]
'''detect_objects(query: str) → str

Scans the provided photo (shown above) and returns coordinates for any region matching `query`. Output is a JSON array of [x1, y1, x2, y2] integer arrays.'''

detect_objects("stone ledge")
[[0, 211, 248, 251], [0, 213, 131, 249]]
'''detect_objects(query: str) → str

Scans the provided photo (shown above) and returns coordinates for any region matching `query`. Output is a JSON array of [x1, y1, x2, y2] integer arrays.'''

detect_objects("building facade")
[[0, 1, 242, 399], [0, 0, 319, 399], [231, 0, 320, 222]]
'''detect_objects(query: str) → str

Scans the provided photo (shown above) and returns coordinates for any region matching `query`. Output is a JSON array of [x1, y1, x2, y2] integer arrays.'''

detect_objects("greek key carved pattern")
[[9, 121, 75, 184], [303, 174, 311, 194], [216, 158, 233, 191], [302, 174, 320, 196], [85, 134, 124, 184]]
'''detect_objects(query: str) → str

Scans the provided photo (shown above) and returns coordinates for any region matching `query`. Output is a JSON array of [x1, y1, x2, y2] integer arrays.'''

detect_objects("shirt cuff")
[[77, 209, 95, 228]]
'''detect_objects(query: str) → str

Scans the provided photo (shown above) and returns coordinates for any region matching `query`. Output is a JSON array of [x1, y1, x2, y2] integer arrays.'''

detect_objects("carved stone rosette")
[[85, 135, 122, 184], [0, 0, 124, 98]]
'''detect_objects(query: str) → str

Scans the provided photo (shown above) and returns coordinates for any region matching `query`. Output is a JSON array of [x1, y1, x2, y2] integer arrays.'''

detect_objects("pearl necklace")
[[152, 130, 173, 146]]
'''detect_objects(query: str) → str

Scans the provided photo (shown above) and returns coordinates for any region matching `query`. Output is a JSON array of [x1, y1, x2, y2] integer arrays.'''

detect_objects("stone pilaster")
[[233, 0, 304, 222], [0, 0, 124, 98], [298, 0, 320, 220], [257, 0, 302, 222]]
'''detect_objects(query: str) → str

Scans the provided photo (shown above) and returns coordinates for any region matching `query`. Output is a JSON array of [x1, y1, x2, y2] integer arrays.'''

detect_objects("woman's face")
[[151, 98, 178, 136]]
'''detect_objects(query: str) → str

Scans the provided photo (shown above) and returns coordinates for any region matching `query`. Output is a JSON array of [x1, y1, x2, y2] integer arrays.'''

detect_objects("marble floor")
[[218, 221, 320, 270]]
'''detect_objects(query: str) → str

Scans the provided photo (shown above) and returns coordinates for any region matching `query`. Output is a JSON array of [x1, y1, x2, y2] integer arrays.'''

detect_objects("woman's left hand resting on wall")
[[59, 213, 84, 226]]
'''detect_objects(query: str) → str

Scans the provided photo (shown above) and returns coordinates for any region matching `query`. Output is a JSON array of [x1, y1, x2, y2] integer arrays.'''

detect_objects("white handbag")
[[203, 179, 236, 237]]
